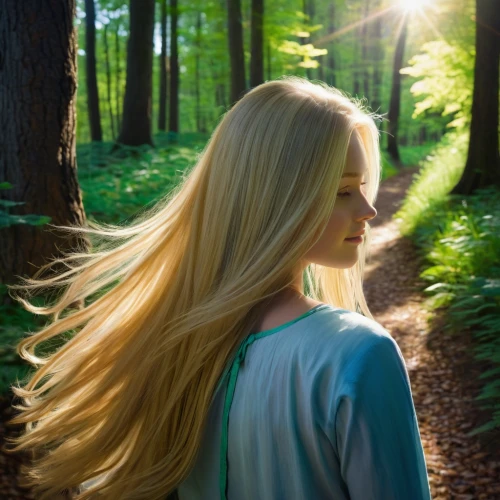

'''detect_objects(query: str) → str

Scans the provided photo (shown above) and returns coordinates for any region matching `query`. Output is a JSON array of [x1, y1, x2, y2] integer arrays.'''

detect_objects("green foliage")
[[0, 182, 52, 229], [0, 283, 42, 397], [401, 40, 474, 129], [394, 131, 500, 437], [78, 134, 203, 224]]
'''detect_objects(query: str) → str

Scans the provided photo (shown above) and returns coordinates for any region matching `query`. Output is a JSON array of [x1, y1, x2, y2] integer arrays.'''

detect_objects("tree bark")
[[84, 0, 102, 142], [387, 14, 409, 165], [0, 0, 87, 289], [158, 0, 168, 131], [250, 0, 264, 88], [115, 0, 155, 147], [227, 0, 246, 105], [450, 0, 500, 195], [169, 0, 179, 135]]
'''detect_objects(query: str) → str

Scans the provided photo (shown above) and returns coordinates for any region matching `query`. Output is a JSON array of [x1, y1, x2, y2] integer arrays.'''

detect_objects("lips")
[[346, 230, 365, 239]]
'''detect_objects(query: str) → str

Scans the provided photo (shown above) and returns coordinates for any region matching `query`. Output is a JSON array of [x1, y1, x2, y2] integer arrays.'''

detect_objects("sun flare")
[[398, 0, 433, 12]]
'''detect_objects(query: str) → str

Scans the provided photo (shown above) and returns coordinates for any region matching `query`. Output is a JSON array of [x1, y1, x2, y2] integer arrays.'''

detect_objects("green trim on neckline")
[[218, 303, 331, 499]]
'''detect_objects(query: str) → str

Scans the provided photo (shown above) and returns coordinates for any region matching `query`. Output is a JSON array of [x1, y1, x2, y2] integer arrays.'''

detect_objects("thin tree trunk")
[[450, 0, 500, 194], [267, 40, 272, 80], [227, 0, 246, 105], [0, 0, 87, 290], [352, 3, 362, 96], [103, 23, 115, 140], [115, 21, 122, 131], [302, 0, 312, 80], [213, 0, 227, 110], [387, 14, 409, 165], [361, 0, 371, 99], [195, 11, 202, 132], [250, 0, 264, 88], [158, 0, 168, 131], [85, 0, 102, 141], [169, 0, 179, 135], [326, 2, 336, 87], [115, 0, 155, 147], [370, 0, 383, 118]]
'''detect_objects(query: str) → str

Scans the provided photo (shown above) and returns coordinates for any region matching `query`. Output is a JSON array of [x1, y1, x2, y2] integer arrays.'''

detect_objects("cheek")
[[323, 210, 347, 238], [308, 212, 347, 255]]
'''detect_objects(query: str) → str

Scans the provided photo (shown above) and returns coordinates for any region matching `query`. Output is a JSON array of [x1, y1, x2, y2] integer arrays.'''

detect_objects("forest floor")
[[1, 165, 500, 499]]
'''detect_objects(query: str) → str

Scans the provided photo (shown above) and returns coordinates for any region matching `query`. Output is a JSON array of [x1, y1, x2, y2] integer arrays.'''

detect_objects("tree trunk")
[[0, 0, 87, 289], [267, 39, 272, 81], [250, 0, 264, 88], [115, 22, 122, 131], [326, 2, 336, 87], [169, 0, 179, 135], [302, 0, 312, 80], [370, 0, 384, 118], [450, 0, 500, 195], [387, 14, 409, 165], [195, 11, 202, 132], [103, 23, 115, 140], [158, 0, 168, 132], [361, 0, 371, 100], [115, 0, 155, 147], [352, 2, 362, 97], [227, 0, 246, 105], [212, 0, 227, 110], [84, 0, 102, 142]]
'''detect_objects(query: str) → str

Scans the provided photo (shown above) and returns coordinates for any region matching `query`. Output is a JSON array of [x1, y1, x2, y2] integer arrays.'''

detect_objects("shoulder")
[[302, 306, 395, 368], [297, 306, 401, 397]]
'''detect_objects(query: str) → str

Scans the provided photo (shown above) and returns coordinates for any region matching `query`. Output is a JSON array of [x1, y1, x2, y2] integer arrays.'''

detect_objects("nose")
[[357, 199, 377, 222]]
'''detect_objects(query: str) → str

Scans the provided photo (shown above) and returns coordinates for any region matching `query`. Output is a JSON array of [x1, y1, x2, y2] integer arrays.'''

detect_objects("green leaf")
[[0, 199, 25, 208]]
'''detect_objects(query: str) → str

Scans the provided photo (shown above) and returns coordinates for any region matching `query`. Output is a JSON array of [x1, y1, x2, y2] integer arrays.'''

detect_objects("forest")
[[0, 0, 499, 498]]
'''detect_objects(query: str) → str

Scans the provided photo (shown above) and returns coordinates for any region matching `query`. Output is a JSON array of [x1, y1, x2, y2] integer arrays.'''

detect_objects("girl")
[[4, 76, 431, 499]]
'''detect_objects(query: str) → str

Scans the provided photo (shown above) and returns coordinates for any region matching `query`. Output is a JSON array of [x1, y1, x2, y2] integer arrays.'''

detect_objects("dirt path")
[[1, 166, 500, 499], [364, 166, 500, 500]]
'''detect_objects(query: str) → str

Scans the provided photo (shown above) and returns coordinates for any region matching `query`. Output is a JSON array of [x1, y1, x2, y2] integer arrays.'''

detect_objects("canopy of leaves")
[[401, 40, 474, 130]]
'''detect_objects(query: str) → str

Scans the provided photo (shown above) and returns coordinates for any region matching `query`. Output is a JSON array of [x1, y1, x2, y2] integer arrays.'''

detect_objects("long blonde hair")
[[3, 76, 381, 499]]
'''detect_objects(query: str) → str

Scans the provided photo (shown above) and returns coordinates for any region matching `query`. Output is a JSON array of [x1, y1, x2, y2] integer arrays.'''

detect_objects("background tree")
[[0, 0, 87, 294], [85, 0, 103, 141], [227, 0, 246, 105], [450, 0, 500, 194], [169, 0, 180, 135], [158, 0, 169, 132], [115, 0, 155, 147], [387, 13, 409, 165], [250, 0, 264, 88], [103, 22, 116, 139]]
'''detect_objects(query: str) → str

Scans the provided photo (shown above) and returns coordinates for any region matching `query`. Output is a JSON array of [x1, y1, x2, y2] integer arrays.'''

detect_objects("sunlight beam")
[[398, 0, 433, 13], [314, 6, 399, 46]]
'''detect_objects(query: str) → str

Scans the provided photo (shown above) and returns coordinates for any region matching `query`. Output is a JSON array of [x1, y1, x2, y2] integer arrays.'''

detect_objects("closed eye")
[[337, 182, 368, 197]]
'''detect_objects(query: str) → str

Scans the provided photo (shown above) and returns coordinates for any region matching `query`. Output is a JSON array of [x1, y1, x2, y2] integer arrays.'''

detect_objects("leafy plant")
[[0, 182, 52, 229]]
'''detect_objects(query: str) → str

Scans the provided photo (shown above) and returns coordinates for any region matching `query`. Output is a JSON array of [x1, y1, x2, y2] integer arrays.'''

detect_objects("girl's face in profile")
[[304, 131, 377, 269]]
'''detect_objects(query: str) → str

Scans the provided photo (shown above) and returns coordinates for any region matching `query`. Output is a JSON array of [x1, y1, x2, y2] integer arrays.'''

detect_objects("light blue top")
[[177, 304, 432, 500]]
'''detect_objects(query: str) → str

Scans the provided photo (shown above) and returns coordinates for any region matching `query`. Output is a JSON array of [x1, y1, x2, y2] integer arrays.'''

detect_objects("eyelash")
[[337, 182, 368, 197]]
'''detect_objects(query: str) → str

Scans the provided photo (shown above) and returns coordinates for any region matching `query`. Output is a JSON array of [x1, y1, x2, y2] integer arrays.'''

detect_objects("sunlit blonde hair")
[[3, 76, 381, 499]]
